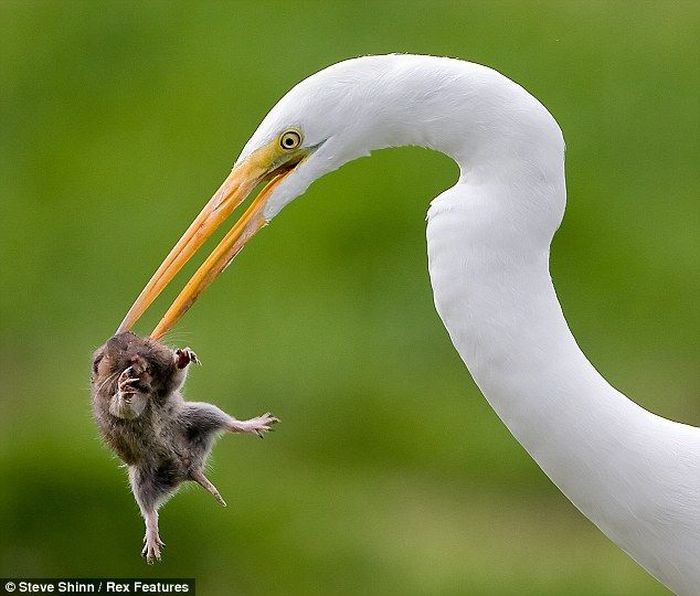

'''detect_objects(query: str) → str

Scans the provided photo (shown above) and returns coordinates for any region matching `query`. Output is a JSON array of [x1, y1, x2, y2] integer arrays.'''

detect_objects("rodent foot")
[[175, 347, 200, 369], [141, 532, 164, 564], [237, 412, 280, 438]]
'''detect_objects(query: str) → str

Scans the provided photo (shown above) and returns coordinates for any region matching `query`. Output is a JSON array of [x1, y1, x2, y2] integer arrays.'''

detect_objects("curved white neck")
[[427, 177, 645, 485], [263, 55, 698, 590], [399, 58, 698, 592], [425, 155, 700, 590]]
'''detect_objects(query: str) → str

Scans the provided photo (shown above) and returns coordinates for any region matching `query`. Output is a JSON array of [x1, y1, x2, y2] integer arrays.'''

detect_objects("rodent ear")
[[92, 353, 104, 376]]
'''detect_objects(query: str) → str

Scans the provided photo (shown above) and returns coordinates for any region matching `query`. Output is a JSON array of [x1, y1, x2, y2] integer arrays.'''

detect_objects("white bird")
[[117, 54, 700, 592]]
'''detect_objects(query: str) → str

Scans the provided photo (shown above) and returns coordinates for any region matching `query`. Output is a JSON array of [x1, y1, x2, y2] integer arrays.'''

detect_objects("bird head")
[[116, 53, 553, 338], [117, 56, 390, 339]]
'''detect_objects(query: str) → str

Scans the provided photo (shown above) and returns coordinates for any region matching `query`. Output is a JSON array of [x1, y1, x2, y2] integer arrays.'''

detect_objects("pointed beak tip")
[[118, 142, 303, 339]]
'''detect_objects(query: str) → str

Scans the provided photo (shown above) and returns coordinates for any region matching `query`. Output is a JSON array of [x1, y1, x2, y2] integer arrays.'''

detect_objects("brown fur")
[[90, 331, 278, 562]]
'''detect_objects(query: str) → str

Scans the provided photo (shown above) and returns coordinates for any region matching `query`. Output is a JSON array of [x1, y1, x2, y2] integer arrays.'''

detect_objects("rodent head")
[[91, 332, 178, 397]]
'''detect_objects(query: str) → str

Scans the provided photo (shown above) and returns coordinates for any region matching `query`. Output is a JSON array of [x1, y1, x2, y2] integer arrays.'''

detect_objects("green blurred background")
[[1, 1, 698, 594]]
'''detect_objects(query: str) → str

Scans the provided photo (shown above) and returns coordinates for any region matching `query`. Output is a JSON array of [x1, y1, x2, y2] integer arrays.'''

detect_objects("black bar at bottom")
[[0, 579, 195, 595]]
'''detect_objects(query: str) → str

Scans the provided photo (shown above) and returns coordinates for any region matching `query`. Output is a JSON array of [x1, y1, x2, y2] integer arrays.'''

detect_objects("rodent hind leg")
[[141, 509, 164, 564], [128, 467, 167, 564], [181, 403, 278, 437], [180, 403, 279, 448]]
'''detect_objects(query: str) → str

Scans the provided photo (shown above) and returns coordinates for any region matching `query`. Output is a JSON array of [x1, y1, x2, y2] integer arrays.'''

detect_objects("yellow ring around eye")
[[279, 130, 302, 151]]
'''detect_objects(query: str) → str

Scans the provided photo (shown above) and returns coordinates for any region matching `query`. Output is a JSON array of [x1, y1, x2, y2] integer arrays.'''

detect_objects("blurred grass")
[[0, 1, 698, 594]]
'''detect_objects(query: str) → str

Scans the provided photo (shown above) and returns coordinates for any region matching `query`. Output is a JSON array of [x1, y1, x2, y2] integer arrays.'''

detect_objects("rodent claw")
[[175, 347, 200, 369]]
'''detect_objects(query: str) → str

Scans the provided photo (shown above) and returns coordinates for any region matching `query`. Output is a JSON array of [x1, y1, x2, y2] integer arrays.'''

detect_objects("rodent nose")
[[129, 354, 148, 375]]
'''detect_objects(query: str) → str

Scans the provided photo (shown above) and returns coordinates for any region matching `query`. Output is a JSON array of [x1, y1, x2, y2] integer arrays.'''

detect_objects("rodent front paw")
[[175, 347, 200, 369], [117, 366, 141, 396]]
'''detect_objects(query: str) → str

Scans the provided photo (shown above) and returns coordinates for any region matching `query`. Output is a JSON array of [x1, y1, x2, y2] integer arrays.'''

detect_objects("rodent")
[[90, 331, 278, 563]]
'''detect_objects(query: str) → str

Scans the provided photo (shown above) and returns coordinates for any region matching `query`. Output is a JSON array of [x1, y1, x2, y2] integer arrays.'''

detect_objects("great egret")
[[117, 54, 699, 592]]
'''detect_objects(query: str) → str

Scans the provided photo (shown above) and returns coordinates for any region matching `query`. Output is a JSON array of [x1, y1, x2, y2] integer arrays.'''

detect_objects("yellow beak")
[[116, 140, 302, 340]]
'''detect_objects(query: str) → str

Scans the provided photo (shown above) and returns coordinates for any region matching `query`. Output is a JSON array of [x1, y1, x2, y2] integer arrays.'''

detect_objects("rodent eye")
[[279, 129, 302, 151], [92, 354, 103, 375]]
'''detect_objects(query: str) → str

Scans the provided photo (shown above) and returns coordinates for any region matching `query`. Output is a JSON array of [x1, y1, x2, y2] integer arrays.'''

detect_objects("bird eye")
[[279, 130, 302, 151]]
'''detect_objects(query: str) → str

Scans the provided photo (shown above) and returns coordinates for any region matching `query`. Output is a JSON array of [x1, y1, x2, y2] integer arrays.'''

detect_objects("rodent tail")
[[191, 469, 227, 507]]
